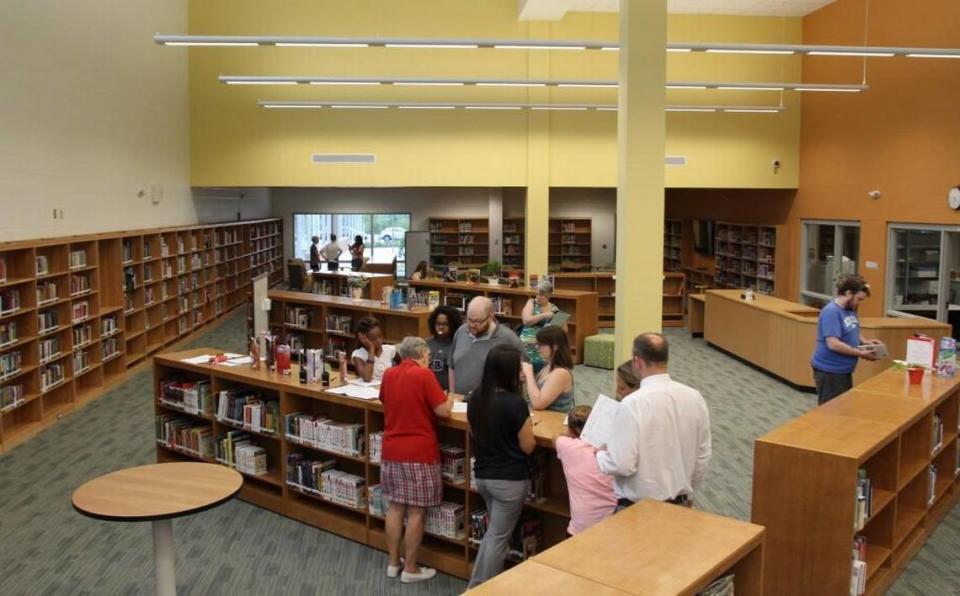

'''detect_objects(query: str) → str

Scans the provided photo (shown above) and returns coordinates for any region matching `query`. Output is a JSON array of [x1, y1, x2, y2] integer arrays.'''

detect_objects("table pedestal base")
[[153, 519, 176, 596]]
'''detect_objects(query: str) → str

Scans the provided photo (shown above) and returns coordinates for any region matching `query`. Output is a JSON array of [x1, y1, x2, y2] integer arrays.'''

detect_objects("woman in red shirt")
[[379, 336, 453, 583]]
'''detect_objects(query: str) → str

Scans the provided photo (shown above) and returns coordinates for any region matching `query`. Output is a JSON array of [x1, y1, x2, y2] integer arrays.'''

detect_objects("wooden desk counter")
[[688, 294, 705, 336], [704, 290, 951, 389], [307, 270, 394, 301], [466, 560, 631, 595], [534, 499, 765, 595]]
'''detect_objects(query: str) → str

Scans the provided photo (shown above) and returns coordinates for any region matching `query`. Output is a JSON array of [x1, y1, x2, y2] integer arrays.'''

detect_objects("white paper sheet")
[[348, 378, 381, 388], [221, 356, 253, 366], [181, 354, 215, 365], [327, 384, 380, 400], [906, 338, 935, 368], [452, 401, 468, 413], [580, 393, 620, 448]]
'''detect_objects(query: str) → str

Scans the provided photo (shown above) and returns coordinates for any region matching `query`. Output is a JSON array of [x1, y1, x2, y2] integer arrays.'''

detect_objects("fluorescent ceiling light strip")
[[263, 104, 322, 109], [794, 87, 863, 92], [276, 42, 370, 48], [705, 49, 795, 55], [164, 41, 259, 46], [331, 104, 389, 109], [464, 105, 523, 110], [724, 108, 780, 113], [385, 43, 478, 49], [666, 48, 692, 53], [667, 85, 708, 90], [557, 83, 617, 88], [717, 86, 785, 91], [807, 51, 895, 57], [225, 80, 298, 85], [475, 82, 547, 87], [258, 101, 781, 113], [530, 106, 588, 111], [493, 45, 586, 50], [398, 105, 457, 109], [309, 81, 381, 86], [905, 53, 960, 59], [667, 107, 717, 112], [393, 82, 465, 86]]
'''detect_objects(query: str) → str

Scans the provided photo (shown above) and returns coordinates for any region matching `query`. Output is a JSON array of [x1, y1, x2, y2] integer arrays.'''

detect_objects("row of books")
[[0, 289, 20, 313], [41, 362, 65, 390], [36, 255, 50, 276], [69, 250, 87, 269], [927, 464, 937, 507], [122, 240, 134, 263], [124, 267, 137, 292], [38, 309, 59, 333], [159, 379, 214, 416], [0, 256, 5, 283], [851, 535, 868, 596], [73, 349, 90, 374], [490, 296, 513, 316], [39, 337, 61, 363], [102, 315, 118, 335], [367, 485, 465, 539], [72, 301, 89, 322], [854, 469, 873, 531], [0, 351, 22, 378], [287, 453, 336, 494], [369, 431, 383, 464], [285, 413, 365, 456], [156, 414, 214, 458], [0, 321, 16, 345], [286, 307, 311, 328], [102, 337, 120, 360], [73, 323, 92, 347], [440, 445, 467, 483], [37, 281, 58, 304], [699, 574, 735, 596], [0, 384, 25, 411], [216, 390, 280, 434], [216, 430, 268, 476], [286, 454, 367, 509], [470, 510, 543, 562], [325, 315, 352, 334]]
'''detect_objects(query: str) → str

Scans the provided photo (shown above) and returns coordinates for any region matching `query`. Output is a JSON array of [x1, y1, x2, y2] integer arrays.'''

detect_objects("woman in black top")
[[426, 305, 462, 392], [466, 344, 535, 588]]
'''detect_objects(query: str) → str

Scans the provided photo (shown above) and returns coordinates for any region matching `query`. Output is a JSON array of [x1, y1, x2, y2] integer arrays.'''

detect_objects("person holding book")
[[810, 274, 881, 405], [319, 234, 342, 271], [596, 333, 711, 511], [351, 316, 399, 382], [521, 325, 575, 413], [615, 360, 641, 400], [426, 305, 462, 392], [520, 281, 562, 374], [448, 296, 524, 397], [555, 405, 617, 535], [409, 260, 429, 281], [379, 336, 454, 583], [467, 344, 535, 588], [348, 235, 365, 271]]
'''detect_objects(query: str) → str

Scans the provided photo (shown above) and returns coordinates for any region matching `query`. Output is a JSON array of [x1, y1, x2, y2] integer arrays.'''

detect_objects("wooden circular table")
[[72, 462, 243, 596]]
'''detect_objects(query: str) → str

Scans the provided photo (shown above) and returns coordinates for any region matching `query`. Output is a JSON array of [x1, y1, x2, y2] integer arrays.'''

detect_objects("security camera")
[[868, 190, 881, 199]]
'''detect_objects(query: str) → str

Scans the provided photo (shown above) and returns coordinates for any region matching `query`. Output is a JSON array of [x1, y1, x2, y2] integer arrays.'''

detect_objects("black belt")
[[618, 494, 689, 508]]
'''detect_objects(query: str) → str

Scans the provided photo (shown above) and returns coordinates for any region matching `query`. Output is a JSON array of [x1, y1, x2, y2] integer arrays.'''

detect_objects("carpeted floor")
[[0, 311, 956, 595]]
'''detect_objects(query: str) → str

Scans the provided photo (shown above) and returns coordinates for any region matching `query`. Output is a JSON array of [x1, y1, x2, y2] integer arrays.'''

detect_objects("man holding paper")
[[810, 274, 881, 405], [595, 333, 711, 511]]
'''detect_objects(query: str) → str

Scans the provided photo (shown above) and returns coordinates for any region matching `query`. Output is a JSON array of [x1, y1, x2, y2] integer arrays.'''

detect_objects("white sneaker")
[[386, 558, 405, 578], [401, 566, 437, 584]]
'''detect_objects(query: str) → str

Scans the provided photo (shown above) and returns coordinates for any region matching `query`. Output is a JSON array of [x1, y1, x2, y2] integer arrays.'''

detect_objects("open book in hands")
[[580, 394, 620, 448]]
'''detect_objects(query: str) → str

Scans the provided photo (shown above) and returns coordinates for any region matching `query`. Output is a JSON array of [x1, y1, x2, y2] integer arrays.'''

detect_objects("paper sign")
[[580, 394, 620, 448], [452, 401, 468, 413], [905, 337, 936, 368], [181, 354, 215, 365]]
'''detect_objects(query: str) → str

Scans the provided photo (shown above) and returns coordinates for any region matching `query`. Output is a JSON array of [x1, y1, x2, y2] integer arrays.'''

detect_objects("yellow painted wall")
[[188, 0, 801, 189]]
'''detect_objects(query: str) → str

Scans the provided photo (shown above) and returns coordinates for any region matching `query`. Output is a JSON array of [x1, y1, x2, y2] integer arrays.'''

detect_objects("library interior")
[[3, 0, 960, 594]]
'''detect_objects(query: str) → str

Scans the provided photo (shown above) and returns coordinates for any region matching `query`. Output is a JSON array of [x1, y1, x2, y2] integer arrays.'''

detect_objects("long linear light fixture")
[[155, 35, 960, 59], [257, 100, 784, 113], [221, 76, 867, 93]]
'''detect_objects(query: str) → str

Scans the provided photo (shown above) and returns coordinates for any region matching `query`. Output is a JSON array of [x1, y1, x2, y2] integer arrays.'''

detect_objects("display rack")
[[549, 218, 591, 272], [0, 218, 283, 453], [407, 280, 598, 364], [713, 223, 778, 295], [153, 348, 573, 580], [753, 369, 960, 595], [429, 218, 490, 270], [664, 219, 682, 271]]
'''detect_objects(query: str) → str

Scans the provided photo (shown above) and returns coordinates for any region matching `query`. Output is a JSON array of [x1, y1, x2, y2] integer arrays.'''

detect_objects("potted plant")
[[892, 360, 927, 385], [347, 276, 369, 302], [480, 260, 502, 285]]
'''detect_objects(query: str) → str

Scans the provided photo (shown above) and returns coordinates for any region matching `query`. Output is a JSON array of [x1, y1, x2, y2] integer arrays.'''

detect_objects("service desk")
[[152, 348, 571, 580], [704, 289, 951, 389], [409, 279, 598, 364]]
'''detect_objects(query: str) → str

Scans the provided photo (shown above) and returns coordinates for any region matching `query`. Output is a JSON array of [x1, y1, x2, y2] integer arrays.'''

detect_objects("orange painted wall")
[[789, 0, 960, 316]]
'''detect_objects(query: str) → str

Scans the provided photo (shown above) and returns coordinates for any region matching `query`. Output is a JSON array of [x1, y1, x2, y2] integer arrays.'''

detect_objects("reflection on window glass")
[[893, 229, 940, 309], [293, 212, 410, 270], [802, 222, 859, 302]]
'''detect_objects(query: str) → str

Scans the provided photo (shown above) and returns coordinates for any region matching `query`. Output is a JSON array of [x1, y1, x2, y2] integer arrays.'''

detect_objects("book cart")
[[153, 348, 574, 580], [407, 280, 598, 364], [753, 369, 960, 595], [0, 218, 282, 454]]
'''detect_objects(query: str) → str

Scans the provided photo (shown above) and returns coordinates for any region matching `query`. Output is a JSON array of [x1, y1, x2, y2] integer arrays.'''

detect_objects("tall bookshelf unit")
[[713, 222, 778, 294], [501, 217, 525, 276], [753, 370, 960, 595], [664, 219, 682, 271], [549, 218, 591, 272], [0, 218, 283, 453], [429, 218, 490, 270], [153, 348, 574, 581]]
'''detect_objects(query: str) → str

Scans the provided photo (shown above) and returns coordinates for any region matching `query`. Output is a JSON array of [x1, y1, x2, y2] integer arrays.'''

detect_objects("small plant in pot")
[[892, 360, 928, 384], [347, 276, 369, 301], [480, 261, 502, 285]]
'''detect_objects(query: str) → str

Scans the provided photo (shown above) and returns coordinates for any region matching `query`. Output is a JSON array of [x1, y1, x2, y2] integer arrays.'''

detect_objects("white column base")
[[152, 518, 176, 596]]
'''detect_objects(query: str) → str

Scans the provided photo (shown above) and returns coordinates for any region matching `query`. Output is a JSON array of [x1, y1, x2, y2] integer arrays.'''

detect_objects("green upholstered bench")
[[584, 334, 615, 369]]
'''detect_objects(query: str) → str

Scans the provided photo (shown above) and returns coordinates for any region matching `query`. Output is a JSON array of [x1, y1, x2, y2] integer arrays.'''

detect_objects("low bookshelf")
[[551, 272, 684, 330], [306, 271, 394, 302], [407, 279, 598, 364], [0, 218, 283, 454], [752, 369, 960, 595], [153, 348, 574, 580], [549, 218, 591, 272]]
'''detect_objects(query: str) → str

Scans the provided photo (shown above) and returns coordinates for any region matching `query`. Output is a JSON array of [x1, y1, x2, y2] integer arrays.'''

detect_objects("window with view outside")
[[293, 213, 410, 273]]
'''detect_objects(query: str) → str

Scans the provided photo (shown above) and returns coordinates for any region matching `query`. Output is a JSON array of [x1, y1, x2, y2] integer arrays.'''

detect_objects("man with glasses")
[[448, 297, 524, 397]]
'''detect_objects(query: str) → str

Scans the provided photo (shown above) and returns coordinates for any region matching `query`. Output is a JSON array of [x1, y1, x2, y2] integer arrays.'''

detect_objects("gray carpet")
[[0, 311, 956, 595]]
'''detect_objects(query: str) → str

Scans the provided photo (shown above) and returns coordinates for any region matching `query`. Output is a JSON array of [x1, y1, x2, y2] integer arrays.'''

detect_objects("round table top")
[[72, 462, 243, 522]]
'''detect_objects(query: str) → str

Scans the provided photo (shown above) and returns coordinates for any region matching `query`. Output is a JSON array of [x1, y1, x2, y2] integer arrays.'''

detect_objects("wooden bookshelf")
[[662, 272, 685, 328], [266, 290, 431, 363], [153, 347, 575, 580], [752, 368, 960, 595], [713, 222, 779, 295], [407, 279, 598, 364], [681, 266, 714, 311], [306, 271, 395, 302], [0, 218, 283, 454], [429, 218, 489, 269], [502, 217, 525, 276], [549, 218, 591, 272], [551, 271, 685, 330], [664, 219, 682, 271]]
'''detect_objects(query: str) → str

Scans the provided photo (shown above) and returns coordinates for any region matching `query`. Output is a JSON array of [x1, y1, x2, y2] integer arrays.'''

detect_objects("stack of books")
[[37, 281, 58, 304], [287, 453, 337, 494], [72, 324, 91, 348], [101, 315, 118, 336], [71, 301, 89, 323], [321, 469, 367, 509], [424, 502, 465, 540], [38, 309, 59, 334], [69, 250, 87, 269], [369, 431, 383, 464], [0, 384, 25, 411], [40, 362, 65, 390], [0, 351, 22, 379], [39, 337, 61, 363], [440, 444, 466, 483], [286, 307, 311, 328], [102, 336, 120, 360], [0, 321, 17, 346], [285, 413, 365, 456], [216, 390, 279, 433], [368, 484, 387, 516], [72, 349, 90, 375], [216, 430, 267, 476], [325, 315, 352, 334]]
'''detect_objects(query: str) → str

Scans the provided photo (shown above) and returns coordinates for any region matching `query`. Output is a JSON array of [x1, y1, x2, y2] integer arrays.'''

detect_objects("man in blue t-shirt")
[[810, 274, 881, 404]]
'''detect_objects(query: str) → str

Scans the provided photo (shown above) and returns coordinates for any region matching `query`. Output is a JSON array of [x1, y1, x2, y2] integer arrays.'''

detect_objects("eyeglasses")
[[467, 314, 490, 325]]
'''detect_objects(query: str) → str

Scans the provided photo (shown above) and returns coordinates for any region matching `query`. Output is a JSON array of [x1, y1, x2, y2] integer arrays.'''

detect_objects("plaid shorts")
[[381, 460, 443, 507]]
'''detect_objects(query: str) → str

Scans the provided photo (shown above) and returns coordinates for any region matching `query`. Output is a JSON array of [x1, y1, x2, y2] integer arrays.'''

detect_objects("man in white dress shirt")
[[596, 333, 711, 511]]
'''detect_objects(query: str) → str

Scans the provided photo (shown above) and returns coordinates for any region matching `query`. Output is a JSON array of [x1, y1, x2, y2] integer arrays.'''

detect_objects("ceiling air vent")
[[665, 155, 688, 166], [311, 153, 376, 164]]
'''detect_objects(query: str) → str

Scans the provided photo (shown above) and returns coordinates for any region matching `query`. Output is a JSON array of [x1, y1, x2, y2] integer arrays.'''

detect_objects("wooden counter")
[[307, 270, 394, 300], [688, 294, 705, 336], [703, 289, 951, 389], [152, 348, 570, 580], [409, 279, 598, 364], [753, 368, 960, 595]]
